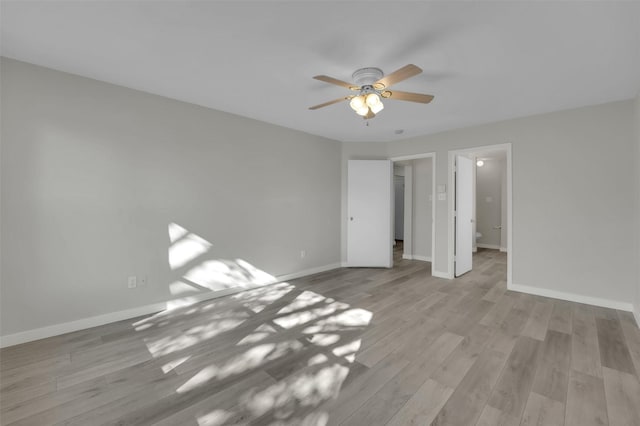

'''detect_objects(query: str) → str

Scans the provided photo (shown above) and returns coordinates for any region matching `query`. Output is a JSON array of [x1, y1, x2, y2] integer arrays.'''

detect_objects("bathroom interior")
[[473, 151, 507, 255]]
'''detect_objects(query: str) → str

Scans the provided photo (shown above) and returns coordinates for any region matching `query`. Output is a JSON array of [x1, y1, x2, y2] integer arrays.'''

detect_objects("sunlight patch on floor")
[[274, 300, 349, 330], [145, 316, 249, 357], [277, 290, 329, 315], [331, 339, 361, 363], [176, 340, 304, 394], [132, 225, 375, 423], [237, 324, 278, 345], [196, 409, 231, 426], [232, 283, 294, 314], [303, 308, 372, 334], [162, 356, 191, 374], [242, 364, 349, 417]]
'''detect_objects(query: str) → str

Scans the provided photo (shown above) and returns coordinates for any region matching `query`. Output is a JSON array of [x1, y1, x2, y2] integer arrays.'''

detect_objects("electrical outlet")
[[300, 250, 306, 259], [128, 276, 137, 289]]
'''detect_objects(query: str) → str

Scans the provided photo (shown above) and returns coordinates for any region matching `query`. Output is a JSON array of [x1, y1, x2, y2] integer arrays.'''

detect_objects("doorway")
[[449, 144, 512, 284], [393, 169, 405, 243], [391, 153, 436, 272], [475, 151, 508, 253]]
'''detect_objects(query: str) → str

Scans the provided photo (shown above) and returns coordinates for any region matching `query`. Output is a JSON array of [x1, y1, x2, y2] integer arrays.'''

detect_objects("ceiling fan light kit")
[[310, 64, 434, 120]]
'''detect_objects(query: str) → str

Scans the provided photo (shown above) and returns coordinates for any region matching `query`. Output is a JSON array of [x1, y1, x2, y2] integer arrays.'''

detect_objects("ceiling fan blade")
[[385, 90, 434, 104], [308, 96, 351, 110], [313, 75, 359, 91], [374, 64, 422, 89], [363, 109, 375, 119]]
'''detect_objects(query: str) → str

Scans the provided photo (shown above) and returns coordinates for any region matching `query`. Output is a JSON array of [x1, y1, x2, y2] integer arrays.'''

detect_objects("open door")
[[347, 160, 393, 267], [455, 155, 473, 276]]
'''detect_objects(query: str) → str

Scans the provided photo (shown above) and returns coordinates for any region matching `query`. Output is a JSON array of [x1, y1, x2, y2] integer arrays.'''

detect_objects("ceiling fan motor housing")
[[352, 67, 384, 87]]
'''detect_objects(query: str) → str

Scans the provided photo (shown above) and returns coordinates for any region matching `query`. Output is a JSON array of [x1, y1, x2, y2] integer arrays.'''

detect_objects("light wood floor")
[[2, 248, 640, 425]]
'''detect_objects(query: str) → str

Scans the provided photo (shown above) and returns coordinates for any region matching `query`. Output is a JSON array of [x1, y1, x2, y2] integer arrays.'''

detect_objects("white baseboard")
[[412, 255, 432, 262], [432, 270, 452, 279], [477, 243, 501, 250], [402, 254, 432, 262], [508, 282, 634, 312], [0, 263, 342, 348], [276, 263, 341, 282]]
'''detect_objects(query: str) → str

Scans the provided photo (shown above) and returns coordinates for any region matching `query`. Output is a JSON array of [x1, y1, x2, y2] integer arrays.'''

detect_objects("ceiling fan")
[[309, 64, 434, 119]]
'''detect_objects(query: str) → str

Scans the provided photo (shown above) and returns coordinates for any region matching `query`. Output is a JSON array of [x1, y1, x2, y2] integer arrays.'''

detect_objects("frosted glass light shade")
[[370, 102, 384, 114], [365, 93, 381, 107], [350, 96, 365, 111]]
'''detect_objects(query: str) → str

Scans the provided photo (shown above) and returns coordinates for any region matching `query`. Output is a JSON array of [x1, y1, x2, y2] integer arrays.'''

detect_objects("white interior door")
[[455, 155, 473, 276], [347, 160, 393, 267]]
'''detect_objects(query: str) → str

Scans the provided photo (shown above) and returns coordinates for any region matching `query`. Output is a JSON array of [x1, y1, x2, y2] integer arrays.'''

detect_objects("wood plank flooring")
[[2, 248, 640, 425]]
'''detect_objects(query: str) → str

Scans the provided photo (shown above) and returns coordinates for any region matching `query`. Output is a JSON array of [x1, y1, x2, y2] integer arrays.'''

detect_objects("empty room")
[[2, 1, 640, 425]]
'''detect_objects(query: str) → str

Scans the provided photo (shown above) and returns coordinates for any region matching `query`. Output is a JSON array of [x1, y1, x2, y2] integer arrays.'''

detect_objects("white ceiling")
[[2, 1, 639, 142]]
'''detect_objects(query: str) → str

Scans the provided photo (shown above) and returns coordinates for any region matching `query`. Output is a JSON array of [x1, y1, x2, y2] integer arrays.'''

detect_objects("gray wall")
[[412, 158, 433, 259], [384, 100, 636, 305], [0, 58, 342, 337], [635, 92, 640, 318], [476, 158, 503, 248]]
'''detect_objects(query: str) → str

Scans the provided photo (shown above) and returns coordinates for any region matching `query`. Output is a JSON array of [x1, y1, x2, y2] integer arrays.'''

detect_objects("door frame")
[[389, 152, 436, 275], [447, 143, 512, 286]]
